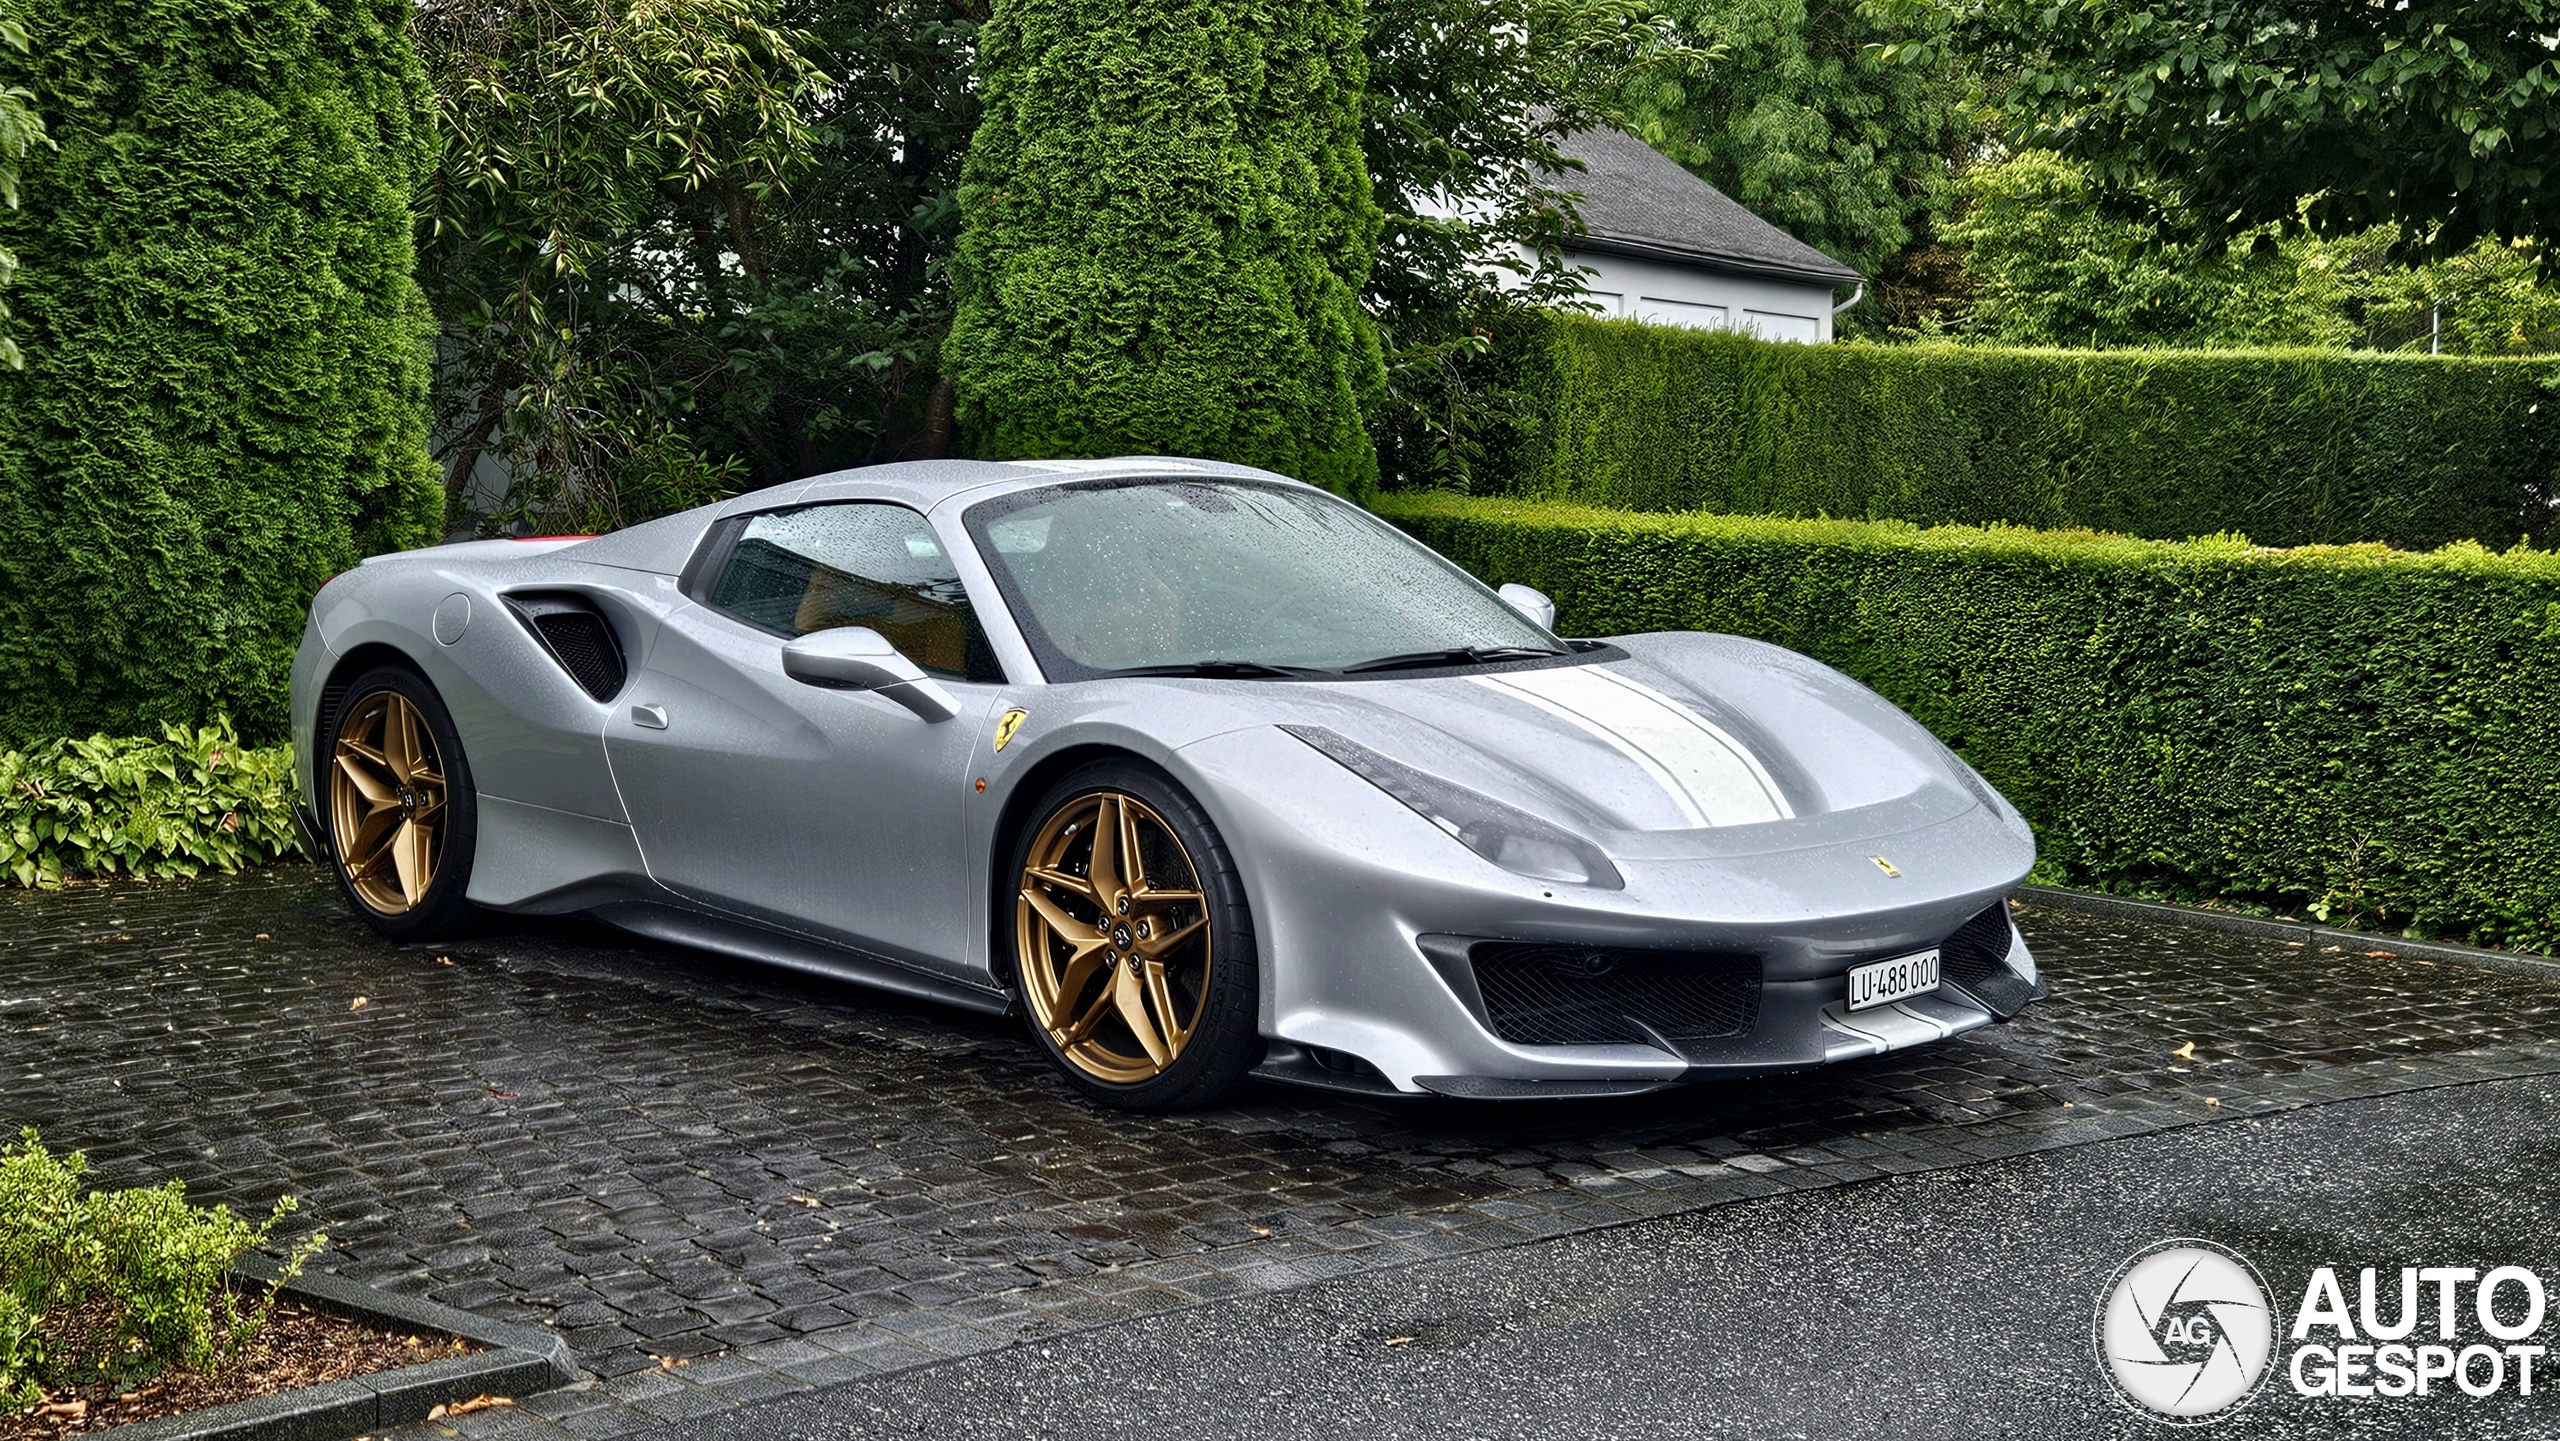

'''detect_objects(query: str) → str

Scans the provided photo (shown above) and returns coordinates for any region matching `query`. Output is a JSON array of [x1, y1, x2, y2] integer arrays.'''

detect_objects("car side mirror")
[[1497, 583, 1557, 633], [781, 627, 961, 723]]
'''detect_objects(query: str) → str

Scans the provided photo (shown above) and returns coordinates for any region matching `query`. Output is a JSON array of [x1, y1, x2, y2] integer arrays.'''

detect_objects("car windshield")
[[963, 478, 1563, 679]]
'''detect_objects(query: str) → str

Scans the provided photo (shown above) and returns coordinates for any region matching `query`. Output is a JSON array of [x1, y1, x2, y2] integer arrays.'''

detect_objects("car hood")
[[1177, 632, 1998, 859]]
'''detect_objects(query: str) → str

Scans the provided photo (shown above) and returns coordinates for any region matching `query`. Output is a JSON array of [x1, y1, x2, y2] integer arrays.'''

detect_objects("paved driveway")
[[5, 871, 2558, 1439]]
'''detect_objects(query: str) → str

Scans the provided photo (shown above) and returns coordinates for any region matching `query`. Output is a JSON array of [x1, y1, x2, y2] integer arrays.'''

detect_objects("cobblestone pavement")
[[6, 870, 2560, 1440]]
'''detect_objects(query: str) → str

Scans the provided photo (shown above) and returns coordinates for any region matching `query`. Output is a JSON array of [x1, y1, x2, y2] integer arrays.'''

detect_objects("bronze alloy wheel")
[[1016, 790, 1215, 1085], [329, 689, 449, 916]]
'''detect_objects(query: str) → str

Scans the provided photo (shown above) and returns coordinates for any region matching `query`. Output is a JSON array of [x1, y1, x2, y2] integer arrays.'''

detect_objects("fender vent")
[[1468, 944, 1760, 1048], [505, 594, 628, 702], [1938, 898, 2033, 1016]]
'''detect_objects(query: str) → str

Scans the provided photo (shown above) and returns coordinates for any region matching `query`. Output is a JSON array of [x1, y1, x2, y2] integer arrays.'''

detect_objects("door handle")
[[631, 704, 669, 730]]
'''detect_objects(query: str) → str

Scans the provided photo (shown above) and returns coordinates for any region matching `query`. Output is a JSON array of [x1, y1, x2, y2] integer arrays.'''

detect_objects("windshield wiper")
[[1100, 659, 1327, 680], [1340, 645, 1566, 674]]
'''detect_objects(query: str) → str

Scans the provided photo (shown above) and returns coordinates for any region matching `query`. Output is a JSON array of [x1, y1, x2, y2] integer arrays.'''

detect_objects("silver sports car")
[[293, 457, 2044, 1109]]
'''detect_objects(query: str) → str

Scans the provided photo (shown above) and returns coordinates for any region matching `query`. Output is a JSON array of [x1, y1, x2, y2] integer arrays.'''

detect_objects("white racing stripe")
[[1471, 665, 1792, 828]]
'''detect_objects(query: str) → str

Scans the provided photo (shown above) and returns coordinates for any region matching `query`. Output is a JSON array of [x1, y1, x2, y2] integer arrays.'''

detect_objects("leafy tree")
[[946, 0, 1385, 494], [1943, 147, 2560, 354], [0, 0, 441, 742], [420, 0, 829, 529], [1881, 0, 2560, 262], [1365, 0, 1705, 486], [1622, 0, 1979, 326]]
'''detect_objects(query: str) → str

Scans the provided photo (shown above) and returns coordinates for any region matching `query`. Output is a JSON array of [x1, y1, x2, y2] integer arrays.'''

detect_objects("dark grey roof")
[[1549, 127, 1860, 287]]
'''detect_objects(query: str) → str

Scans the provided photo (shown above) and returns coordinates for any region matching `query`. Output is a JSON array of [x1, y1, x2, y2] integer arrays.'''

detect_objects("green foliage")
[[947, 0, 1386, 495], [0, 0, 442, 745], [1382, 493, 2560, 950], [1486, 315, 2560, 551], [1946, 149, 2560, 354], [1619, 0, 1976, 328], [0, 12, 46, 372], [0, 722, 300, 888], [0, 1130, 322, 1406], [1365, 0, 1705, 489], [420, 0, 872, 531], [1879, 0, 2560, 264]]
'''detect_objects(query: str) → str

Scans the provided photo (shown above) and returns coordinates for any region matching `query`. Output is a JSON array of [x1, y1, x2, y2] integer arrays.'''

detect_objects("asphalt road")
[[627, 1073, 2560, 1440]]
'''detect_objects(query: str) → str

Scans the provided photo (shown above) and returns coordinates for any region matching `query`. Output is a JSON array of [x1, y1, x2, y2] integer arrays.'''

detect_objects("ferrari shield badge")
[[993, 708, 1028, 752]]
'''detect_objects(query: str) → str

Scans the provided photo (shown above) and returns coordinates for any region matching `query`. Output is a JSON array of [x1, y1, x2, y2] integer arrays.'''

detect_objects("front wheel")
[[1009, 762, 1259, 1111], [323, 666, 480, 939]]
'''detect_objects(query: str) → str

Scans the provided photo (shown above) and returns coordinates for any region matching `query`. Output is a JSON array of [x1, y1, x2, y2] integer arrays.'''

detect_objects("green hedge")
[[947, 0, 1384, 495], [0, 0, 441, 744], [1487, 317, 2560, 552], [1380, 492, 2560, 951]]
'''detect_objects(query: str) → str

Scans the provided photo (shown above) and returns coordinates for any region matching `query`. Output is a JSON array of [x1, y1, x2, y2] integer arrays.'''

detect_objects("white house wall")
[[1550, 246, 1840, 342]]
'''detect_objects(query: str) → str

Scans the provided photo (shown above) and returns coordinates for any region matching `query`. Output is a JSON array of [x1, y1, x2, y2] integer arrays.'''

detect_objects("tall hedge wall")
[[1492, 317, 2560, 552], [1380, 492, 2560, 952], [945, 0, 1384, 495], [0, 0, 442, 745]]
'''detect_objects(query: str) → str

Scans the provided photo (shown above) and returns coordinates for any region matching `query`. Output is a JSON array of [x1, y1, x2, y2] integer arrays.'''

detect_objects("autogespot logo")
[[2095, 1240, 2277, 1424]]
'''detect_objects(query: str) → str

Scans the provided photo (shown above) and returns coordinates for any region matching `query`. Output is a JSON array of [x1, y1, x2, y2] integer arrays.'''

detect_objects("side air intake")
[[505, 594, 628, 702]]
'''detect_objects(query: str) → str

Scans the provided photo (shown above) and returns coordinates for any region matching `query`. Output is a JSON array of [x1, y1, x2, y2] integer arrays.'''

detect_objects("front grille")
[[1938, 898, 2034, 1015], [507, 594, 628, 702], [1468, 943, 1760, 1048]]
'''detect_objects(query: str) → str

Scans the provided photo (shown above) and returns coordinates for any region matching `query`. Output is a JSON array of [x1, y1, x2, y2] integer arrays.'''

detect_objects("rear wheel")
[[1010, 762, 1258, 1110], [324, 666, 479, 939]]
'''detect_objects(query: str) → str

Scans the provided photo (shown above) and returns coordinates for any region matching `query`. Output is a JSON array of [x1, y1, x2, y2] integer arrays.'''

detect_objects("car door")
[[603, 500, 1006, 981]]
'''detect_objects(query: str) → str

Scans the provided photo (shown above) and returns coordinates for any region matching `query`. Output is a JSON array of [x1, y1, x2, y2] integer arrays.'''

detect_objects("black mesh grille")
[[534, 611, 625, 701], [1469, 944, 1760, 1047], [507, 595, 628, 702], [1938, 898, 2034, 1015]]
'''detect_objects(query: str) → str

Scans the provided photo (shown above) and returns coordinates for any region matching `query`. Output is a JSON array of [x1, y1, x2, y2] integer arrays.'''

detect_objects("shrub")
[[0, 1130, 321, 1407], [1476, 316, 2560, 552], [945, 0, 1385, 495], [1380, 492, 2560, 951], [0, 0, 442, 745], [0, 720, 300, 887]]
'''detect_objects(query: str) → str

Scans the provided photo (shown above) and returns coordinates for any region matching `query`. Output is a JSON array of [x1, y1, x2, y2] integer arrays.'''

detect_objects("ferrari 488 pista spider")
[[294, 457, 2043, 1109]]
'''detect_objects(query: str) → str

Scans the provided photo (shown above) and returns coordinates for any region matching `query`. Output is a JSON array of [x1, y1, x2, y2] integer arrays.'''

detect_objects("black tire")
[[320, 665, 481, 940], [1006, 760, 1260, 1111]]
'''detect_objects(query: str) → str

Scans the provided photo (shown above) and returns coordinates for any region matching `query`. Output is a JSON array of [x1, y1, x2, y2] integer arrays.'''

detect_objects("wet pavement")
[[5, 869, 2560, 1439]]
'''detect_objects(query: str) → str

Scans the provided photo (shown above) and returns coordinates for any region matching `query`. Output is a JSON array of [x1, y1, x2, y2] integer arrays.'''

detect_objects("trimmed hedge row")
[[1379, 492, 2560, 951], [1489, 317, 2560, 552]]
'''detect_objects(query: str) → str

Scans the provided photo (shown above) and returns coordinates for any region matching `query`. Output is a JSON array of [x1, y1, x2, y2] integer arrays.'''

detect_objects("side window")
[[707, 503, 1004, 682]]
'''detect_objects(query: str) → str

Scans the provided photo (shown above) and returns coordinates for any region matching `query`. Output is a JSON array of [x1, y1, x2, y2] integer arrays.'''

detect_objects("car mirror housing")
[[781, 627, 961, 723], [1497, 583, 1557, 632]]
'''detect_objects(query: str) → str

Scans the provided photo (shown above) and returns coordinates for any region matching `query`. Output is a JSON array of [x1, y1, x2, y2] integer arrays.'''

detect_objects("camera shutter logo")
[[2095, 1240, 2275, 1424]]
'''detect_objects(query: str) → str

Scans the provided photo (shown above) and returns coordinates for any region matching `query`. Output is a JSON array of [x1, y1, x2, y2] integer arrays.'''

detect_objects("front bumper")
[[1178, 726, 2044, 1098]]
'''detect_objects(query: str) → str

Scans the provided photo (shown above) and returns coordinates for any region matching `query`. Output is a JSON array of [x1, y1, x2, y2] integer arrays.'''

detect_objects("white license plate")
[[1846, 949, 1940, 1012]]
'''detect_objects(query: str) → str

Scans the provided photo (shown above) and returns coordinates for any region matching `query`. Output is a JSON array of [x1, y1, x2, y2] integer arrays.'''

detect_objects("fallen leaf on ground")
[[350, 996, 368, 1010], [653, 1355, 690, 1370], [1249, 1226, 1272, 1237], [428, 1395, 513, 1419], [2170, 1041, 2195, 1061], [791, 1195, 821, 1207], [2366, 950, 2396, 958], [487, 1089, 518, 1099], [41, 1399, 88, 1419], [255, 933, 271, 940], [436, 955, 454, 965], [2204, 1097, 2221, 1107], [1384, 1336, 1414, 1347]]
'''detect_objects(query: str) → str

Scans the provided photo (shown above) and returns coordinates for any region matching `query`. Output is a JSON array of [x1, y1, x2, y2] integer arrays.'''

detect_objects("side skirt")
[[585, 900, 1015, 1017]]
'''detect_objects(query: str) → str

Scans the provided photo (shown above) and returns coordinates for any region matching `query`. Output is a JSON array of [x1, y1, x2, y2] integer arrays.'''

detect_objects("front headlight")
[[1281, 725, 1624, 890]]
